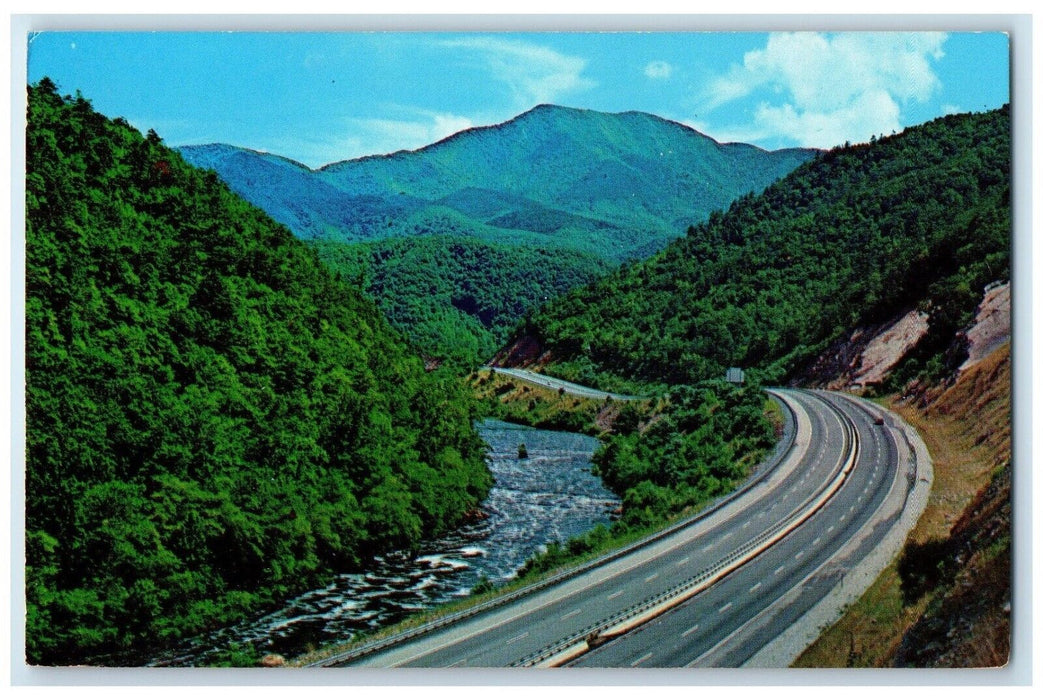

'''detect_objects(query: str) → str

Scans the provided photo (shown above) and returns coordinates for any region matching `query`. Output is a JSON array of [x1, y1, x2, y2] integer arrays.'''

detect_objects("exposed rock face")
[[796, 280, 1009, 392], [958, 281, 1010, 373], [849, 310, 931, 387], [796, 308, 929, 391]]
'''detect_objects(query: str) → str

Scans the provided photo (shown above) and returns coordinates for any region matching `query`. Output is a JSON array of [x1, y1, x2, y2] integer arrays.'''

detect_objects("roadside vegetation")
[[794, 344, 1010, 667], [296, 378, 782, 667], [466, 375, 779, 592]]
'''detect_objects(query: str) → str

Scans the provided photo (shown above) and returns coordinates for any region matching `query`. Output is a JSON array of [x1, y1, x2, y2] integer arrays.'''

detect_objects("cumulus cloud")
[[644, 60, 674, 80], [441, 37, 595, 106], [699, 32, 948, 147]]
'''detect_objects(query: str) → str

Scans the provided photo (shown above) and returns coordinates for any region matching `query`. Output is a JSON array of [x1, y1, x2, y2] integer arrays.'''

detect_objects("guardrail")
[[306, 392, 798, 667], [517, 391, 861, 667]]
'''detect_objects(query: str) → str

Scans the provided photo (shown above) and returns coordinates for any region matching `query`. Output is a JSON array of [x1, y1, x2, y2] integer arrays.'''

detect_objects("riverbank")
[[148, 420, 617, 667]]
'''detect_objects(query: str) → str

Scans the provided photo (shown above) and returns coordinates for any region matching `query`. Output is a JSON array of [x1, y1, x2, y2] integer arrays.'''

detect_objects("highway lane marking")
[[355, 391, 837, 667], [607, 589, 625, 600], [795, 550, 804, 560], [827, 525, 834, 534], [701, 543, 715, 552], [719, 602, 733, 613], [675, 557, 690, 568], [631, 652, 653, 667], [560, 608, 582, 621], [644, 573, 659, 583], [774, 565, 785, 575], [813, 537, 821, 546], [742, 521, 751, 529], [750, 582, 762, 593], [504, 631, 530, 645], [448, 657, 470, 667], [682, 623, 700, 637]]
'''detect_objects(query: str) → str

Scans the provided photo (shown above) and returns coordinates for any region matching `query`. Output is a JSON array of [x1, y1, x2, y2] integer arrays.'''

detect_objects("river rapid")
[[149, 419, 619, 666]]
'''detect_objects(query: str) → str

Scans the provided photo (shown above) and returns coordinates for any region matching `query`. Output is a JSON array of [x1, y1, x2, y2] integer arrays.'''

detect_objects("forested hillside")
[[180, 106, 815, 263], [24, 79, 492, 665], [313, 236, 611, 366], [515, 107, 1010, 390]]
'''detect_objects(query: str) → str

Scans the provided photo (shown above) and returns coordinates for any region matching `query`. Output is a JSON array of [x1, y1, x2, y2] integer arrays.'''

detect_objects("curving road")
[[322, 387, 930, 668], [482, 366, 646, 402]]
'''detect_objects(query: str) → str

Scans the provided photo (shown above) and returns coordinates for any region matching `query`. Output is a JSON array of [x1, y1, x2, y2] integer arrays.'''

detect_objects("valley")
[[23, 75, 1012, 672]]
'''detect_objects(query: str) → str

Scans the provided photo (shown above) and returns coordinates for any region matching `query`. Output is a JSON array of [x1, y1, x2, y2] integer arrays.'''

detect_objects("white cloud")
[[942, 103, 963, 115], [753, 88, 902, 147], [442, 37, 595, 106], [644, 60, 673, 80], [699, 32, 948, 148], [252, 111, 476, 167], [342, 111, 476, 159]]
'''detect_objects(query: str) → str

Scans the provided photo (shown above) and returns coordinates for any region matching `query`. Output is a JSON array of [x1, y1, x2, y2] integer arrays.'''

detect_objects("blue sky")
[[26, 31, 1009, 168]]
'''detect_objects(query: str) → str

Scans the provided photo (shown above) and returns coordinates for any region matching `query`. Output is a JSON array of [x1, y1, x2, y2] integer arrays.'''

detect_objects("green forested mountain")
[[180, 106, 814, 364], [312, 236, 611, 366], [516, 107, 1011, 389], [24, 79, 491, 665], [179, 105, 815, 263]]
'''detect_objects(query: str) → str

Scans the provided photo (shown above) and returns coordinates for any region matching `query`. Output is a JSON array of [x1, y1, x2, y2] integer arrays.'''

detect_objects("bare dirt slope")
[[794, 342, 1011, 668]]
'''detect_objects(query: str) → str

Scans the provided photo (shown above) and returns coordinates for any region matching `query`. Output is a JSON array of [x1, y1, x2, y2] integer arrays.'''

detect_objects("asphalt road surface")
[[326, 387, 922, 668]]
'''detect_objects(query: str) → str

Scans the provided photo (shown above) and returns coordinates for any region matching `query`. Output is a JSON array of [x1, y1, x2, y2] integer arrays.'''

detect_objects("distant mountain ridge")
[[180, 104, 816, 261]]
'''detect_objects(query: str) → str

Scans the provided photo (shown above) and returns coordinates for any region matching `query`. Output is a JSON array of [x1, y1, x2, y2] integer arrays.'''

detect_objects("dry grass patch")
[[794, 345, 1010, 667]]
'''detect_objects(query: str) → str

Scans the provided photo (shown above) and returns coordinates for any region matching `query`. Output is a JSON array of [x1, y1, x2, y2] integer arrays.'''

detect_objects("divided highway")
[[317, 387, 930, 668]]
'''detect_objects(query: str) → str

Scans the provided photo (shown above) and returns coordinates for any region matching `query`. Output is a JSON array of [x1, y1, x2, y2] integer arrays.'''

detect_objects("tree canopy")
[[25, 79, 491, 665], [522, 106, 1011, 389]]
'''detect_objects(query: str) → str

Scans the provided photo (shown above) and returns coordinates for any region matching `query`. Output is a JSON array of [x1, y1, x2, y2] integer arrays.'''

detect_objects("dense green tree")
[[312, 236, 611, 366], [24, 79, 491, 665], [523, 107, 1011, 388]]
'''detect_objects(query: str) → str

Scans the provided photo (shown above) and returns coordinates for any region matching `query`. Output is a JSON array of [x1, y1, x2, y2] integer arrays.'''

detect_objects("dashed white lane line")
[[631, 652, 653, 667], [682, 623, 700, 638], [774, 565, 785, 575], [795, 550, 804, 560], [813, 537, 821, 546], [675, 557, 690, 568], [607, 589, 624, 600], [719, 602, 733, 613], [504, 631, 529, 645], [750, 582, 762, 593], [645, 573, 659, 583], [560, 608, 582, 621], [827, 525, 835, 534]]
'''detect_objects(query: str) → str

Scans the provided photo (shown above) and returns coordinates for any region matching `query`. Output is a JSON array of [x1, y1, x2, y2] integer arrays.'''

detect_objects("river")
[[149, 419, 619, 666]]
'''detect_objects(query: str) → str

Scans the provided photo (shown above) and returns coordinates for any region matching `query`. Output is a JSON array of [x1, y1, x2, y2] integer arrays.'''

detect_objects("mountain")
[[312, 236, 611, 366], [180, 106, 815, 364], [179, 105, 816, 262], [24, 79, 492, 665], [505, 106, 1010, 393]]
